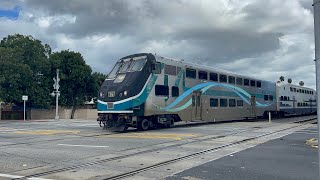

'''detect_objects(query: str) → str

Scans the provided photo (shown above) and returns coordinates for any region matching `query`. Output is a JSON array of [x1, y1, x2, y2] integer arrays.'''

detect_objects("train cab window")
[[155, 85, 169, 96], [284, 96, 287, 101], [164, 64, 177, 75], [108, 62, 122, 79], [236, 77, 243, 86], [209, 72, 218, 81], [288, 97, 290, 101], [219, 74, 227, 83], [210, 98, 218, 107], [229, 99, 236, 107], [119, 61, 133, 73], [172, 86, 179, 97], [198, 71, 208, 80], [264, 95, 269, 101], [228, 76, 235, 84], [250, 80, 256, 87], [244, 79, 250, 86], [280, 96, 284, 101], [257, 81, 262, 88], [130, 58, 146, 71], [186, 68, 196, 79], [269, 95, 273, 101], [237, 100, 243, 107], [220, 99, 228, 107]]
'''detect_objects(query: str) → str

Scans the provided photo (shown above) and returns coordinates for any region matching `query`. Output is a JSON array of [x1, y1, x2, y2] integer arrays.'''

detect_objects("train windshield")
[[119, 61, 132, 73], [107, 56, 147, 79], [108, 62, 121, 79], [130, 58, 146, 71]]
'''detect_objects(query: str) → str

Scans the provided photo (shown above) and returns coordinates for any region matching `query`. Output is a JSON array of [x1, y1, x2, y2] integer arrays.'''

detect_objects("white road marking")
[[0, 173, 52, 180], [57, 144, 109, 148]]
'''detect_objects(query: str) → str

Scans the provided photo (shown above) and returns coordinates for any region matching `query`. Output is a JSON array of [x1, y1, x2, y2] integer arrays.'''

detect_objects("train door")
[[192, 90, 202, 120], [250, 95, 256, 118]]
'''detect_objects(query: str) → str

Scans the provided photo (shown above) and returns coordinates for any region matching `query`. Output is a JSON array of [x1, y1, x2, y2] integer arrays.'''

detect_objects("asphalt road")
[[167, 126, 318, 180], [0, 116, 317, 180]]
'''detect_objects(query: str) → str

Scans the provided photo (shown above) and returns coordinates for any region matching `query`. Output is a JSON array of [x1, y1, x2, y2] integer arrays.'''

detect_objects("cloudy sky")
[[0, 0, 316, 88]]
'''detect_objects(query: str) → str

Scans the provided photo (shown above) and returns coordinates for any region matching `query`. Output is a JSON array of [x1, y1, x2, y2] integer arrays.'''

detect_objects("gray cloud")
[[0, 0, 316, 88]]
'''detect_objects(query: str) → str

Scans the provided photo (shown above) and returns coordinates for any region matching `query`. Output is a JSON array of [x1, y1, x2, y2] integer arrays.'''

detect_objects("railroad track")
[[104, 119, 316, 180], [14, 117, 316, 180]]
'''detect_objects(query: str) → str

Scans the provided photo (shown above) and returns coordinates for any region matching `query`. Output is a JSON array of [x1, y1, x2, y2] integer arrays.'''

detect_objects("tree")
[[50, 50, 97, 119], [92, 72, 107, 88], [287, 78, 292, 84], [0, 34, 52, 108], [279, 76, 285, 82], [299, 81, 304, 86]]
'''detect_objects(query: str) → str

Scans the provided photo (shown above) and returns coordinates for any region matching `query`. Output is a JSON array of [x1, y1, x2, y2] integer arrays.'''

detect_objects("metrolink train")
[[97, 53, 317, 131]]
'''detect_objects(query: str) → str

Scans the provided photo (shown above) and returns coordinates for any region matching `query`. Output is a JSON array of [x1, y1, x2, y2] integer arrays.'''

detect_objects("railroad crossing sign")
[[53, 77, 60, 90]]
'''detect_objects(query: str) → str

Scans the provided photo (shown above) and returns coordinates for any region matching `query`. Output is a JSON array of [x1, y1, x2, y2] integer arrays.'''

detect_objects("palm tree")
[[299, 81, 304, 86], [287, 78, 292, 84], [279, 76, 285, 82]]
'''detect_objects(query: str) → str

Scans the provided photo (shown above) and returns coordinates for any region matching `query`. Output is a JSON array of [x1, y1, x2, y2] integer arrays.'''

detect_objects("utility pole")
[[313, 0, 320, 176], [0, 101, 2, 121], [52, 69, 60, 120]]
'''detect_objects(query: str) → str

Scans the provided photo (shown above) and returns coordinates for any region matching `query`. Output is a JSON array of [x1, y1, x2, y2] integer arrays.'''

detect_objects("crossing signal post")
[[52, 69, 60, 120]]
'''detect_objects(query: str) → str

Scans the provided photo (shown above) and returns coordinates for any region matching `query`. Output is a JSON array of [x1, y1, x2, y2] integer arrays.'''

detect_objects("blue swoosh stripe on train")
[[155, 82, 274, 111]]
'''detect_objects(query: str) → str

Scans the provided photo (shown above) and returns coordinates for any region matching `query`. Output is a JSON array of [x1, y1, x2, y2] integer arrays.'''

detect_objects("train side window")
[[244, 79, 249, 86], [210, 98, 218, 107], [294, 88, 296, 92], [237, 100, 243, 107], [264, 95, 268, 101], [269, 95, 273, 101], [209, 72, 218, 81], [172, 86, 179, 97], [257, 81, 262, 88], [228, 76, 235, 84], [236, 77, 243, 86], [250, 80, 256, 87], [284, 96, 287, 101], [186, 68, 196, 79], [288, 97, 290, 101], [280, 96, 284, 101], [290, 87, 293, 92], [219, 74, 227, 83], [220, 99, 228, 107], [155, 85, 169, 96], [164, 64, 177, 76], [229, 99, 236, 107], [198, 71, 208, 80]]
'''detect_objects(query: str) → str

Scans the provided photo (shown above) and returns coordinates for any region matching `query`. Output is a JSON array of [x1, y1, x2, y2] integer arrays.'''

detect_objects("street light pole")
[[313, 0, 320, 176]]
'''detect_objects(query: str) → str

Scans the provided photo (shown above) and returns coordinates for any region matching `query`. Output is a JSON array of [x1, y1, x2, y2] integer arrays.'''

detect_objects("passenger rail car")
[[277, 84, 317, 116], [97, 53, 311, 131]]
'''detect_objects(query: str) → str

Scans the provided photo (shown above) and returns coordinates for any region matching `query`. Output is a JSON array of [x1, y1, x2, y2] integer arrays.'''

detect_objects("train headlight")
[[124, 90, 128, 96], [100, 92, 105, 98]]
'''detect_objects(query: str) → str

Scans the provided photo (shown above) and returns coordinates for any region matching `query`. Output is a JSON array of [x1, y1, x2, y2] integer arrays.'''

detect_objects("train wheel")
[[166, 118, 174, 128], [137, 119, 149, 131]]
